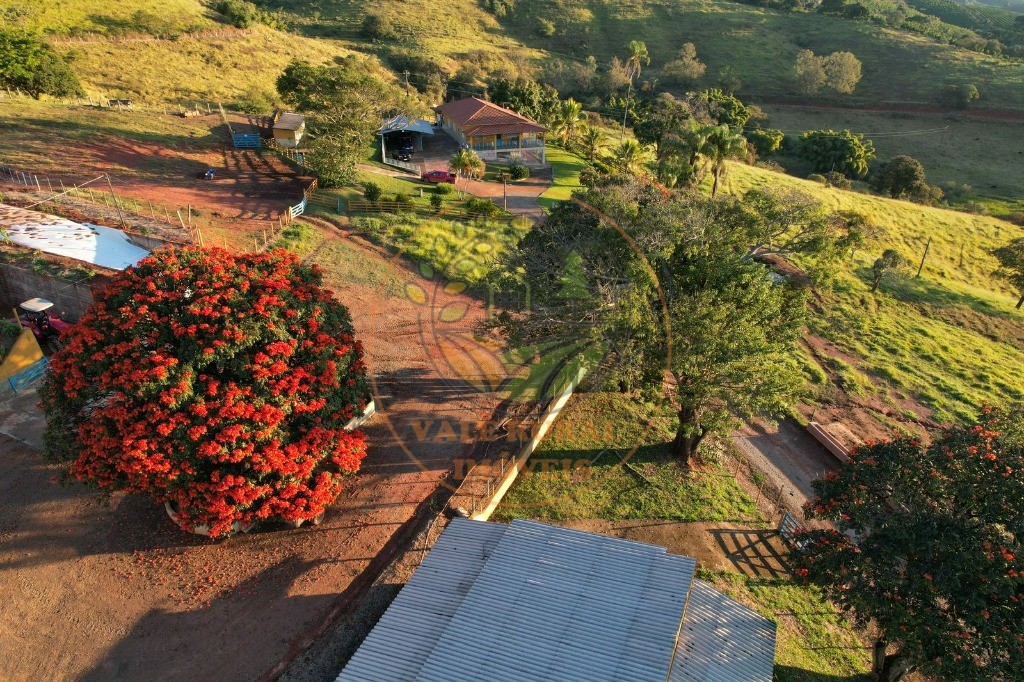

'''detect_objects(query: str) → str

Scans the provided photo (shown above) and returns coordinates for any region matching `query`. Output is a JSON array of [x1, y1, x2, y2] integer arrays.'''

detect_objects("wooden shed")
[[272, 112, 306, 149]]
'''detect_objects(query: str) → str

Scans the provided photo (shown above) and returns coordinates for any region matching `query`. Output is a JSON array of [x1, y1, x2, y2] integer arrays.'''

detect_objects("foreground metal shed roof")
[[337, 519, 776, 682]]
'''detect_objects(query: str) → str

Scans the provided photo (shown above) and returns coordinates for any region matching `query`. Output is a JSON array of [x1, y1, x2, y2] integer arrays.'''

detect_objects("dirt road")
[[731, 418, 841, 517]]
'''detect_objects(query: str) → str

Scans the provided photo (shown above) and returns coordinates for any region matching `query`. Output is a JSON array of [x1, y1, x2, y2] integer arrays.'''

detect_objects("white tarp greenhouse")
[[0, 203, 149, 271]]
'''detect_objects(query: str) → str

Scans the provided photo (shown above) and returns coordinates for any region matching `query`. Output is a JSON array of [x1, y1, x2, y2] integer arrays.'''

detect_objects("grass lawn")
[[345, 213, 529, 283], [537, 146, 587, 211], [493, 392, 759, 523], [700, 569, 872, 681], [275, 221, 403, 294]]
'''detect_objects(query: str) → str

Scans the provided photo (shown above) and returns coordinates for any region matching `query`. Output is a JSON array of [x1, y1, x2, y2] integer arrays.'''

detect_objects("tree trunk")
[[871, 274, 881, 292], [672, 410, 706, 467], [711, 165, 722, 198], [871, 638, 916, 682], [1016, 292, 1023, 309]]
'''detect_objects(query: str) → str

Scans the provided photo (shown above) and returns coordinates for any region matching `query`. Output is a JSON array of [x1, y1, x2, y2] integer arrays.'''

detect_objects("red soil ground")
[[0, 227, 503, 682]]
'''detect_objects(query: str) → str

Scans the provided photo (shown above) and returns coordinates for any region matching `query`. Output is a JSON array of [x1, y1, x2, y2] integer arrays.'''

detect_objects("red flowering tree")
[[795, 407, 1024, 681], [40, 247, 370, 538]]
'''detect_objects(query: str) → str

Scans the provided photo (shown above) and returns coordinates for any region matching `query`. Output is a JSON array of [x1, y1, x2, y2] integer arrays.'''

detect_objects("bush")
[[508, 160, 530, 180], [215, 0, 259, 28], [434, 183, 455, 196], [0, 29, 83, 99], [807, 173, 828, 184], [745, 128, 784, 157], [363, 181, 383, 202], [466, 197, 501, 217], [393, 192, 412, 204], [430, 193, 444, 211], [39, 248, 369, 537], [824, 171, 851, 189], [360, 13, 404, 43]]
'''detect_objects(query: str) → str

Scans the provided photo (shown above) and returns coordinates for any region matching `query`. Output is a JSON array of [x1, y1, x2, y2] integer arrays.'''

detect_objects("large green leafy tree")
[[798, 129, 876, 178], [701, 88, 751, 130], [490, 177, 807, 465], [485, 76, 560, 125], [871, 155, 930, 201], [796, 408, 1024, 681], [0, 29, 83, 99], [277, 59, 402, 186]]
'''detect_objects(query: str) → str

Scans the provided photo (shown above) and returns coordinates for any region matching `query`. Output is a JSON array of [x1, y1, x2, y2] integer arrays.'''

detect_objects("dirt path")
[[0, 227, 503, 682], [730, 418, 841, 517]]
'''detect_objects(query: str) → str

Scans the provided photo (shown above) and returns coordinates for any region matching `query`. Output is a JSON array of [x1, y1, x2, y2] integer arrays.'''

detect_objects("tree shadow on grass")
[[773, 665, 872, 682]]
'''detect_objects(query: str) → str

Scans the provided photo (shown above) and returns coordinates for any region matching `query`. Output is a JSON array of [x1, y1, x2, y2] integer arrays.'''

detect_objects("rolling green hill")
[[23, 0, 1024, 113]]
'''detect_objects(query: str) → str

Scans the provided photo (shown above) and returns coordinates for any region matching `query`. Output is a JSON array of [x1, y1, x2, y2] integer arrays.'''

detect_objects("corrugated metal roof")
[[274, 112, 305, 131], [670, 580, 777, 682], [336, 519, 776, 682], [337, 519, 505, 682], [378, 115, 435, 136]]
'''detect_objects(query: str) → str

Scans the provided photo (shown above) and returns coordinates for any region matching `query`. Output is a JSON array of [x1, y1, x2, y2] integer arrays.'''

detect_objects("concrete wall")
[[124, 231, 185, 252], [0, 263, 106, 323], [0, 328, 44, 381]]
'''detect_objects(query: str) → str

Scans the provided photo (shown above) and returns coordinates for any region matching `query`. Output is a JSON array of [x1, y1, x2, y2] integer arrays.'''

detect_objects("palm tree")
[[624, 40, 650, 84], [610, 139, 652, 176], [578, 126, 605, 162], [449, 148, 484, 198], [697, 124, 748, 197], [555, 98, 586, 147]]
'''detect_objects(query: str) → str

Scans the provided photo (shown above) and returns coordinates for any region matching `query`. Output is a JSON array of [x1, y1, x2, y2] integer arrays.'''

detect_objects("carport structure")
[[378, 116, 434, 152]]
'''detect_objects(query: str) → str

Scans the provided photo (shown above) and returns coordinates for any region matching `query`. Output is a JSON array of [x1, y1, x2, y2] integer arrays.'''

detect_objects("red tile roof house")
[[434, 97, 548, 165]]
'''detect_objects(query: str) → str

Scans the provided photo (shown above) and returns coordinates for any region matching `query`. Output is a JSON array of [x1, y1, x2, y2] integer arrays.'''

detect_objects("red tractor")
[[18, 298, 70, 351]]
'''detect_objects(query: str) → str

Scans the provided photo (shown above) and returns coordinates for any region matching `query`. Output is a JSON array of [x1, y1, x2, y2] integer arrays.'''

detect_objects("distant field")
[[760, 104, 1024, 199]]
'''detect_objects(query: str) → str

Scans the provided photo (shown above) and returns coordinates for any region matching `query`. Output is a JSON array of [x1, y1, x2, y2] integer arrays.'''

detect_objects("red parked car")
[[422, 170, 457, 184]]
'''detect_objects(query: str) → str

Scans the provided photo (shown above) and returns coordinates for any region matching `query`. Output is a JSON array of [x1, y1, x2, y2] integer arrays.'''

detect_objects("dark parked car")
[[390, 149, 412, 162], [422, 170, 457, 184]]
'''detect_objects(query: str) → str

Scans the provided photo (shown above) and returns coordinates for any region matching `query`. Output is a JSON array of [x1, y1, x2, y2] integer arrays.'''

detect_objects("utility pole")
[[105, 174, 126, 227], [916, 236, 932, 278], [403, 71, 411, 96]]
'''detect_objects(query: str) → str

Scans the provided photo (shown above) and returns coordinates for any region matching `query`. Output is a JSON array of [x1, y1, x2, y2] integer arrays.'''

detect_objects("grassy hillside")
[[492, 0, 1024, 109], [4, 0, 215, 36], [54, 27, 358, 104], [724, 161, 1024, 423]]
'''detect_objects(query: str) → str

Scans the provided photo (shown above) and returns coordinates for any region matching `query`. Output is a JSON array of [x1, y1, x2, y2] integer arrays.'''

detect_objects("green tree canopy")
[[0, 29, 83, 99], [796, 408, 1024, 681], [700, 88, 751, 129], [662, 43, 706, 86], [277, 58, 402, 186], [871, 155, 930, 201], [489, 177, 808, 465], [486, 76, 560, 125], [798, 129, 876, 178]]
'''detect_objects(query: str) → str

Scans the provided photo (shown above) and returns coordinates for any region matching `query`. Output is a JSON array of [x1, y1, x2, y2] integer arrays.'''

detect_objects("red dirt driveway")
[[0, 230, 503, 682]]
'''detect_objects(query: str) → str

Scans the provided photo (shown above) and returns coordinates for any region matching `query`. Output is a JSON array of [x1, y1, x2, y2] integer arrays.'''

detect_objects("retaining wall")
[[0, 263, 107, 323]]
